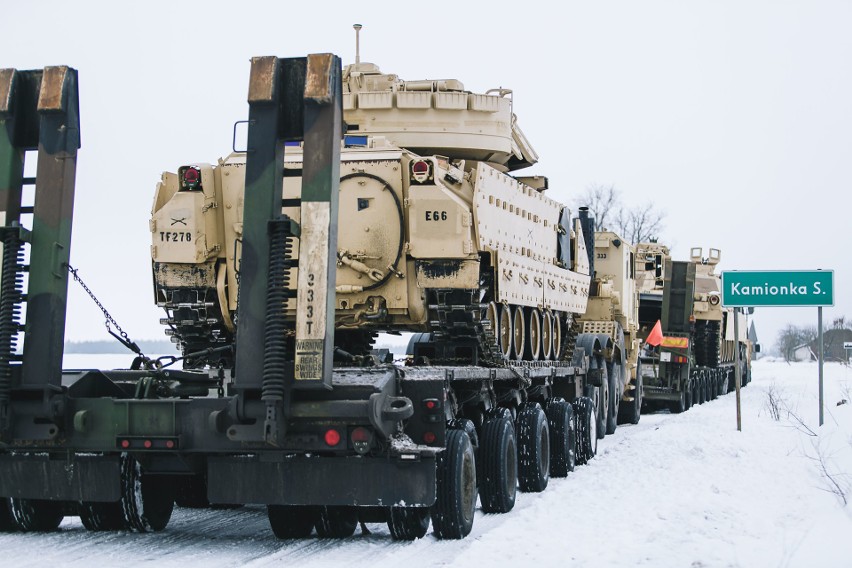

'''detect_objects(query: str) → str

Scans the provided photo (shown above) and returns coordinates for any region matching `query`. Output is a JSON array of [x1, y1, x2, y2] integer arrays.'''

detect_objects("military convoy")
[[0, 38, 751, 543], [635, 243, 755, 413]]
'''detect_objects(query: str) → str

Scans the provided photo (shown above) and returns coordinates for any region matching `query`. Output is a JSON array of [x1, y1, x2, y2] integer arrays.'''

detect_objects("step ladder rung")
[[22, 177, 36, 186]]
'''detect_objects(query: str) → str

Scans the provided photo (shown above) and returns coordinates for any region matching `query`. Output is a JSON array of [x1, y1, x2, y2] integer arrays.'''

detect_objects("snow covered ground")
[[3, 358, 852, 567]]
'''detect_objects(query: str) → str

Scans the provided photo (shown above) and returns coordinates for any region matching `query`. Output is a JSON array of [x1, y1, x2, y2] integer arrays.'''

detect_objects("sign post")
[[722, 270, 834, 428]]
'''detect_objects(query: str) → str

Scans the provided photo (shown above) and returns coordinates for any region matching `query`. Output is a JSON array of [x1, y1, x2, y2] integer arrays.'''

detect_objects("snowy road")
[[2, 360, 852, 567]]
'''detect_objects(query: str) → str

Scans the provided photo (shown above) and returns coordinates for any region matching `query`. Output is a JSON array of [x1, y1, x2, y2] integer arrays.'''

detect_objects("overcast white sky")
[[2, 1, 850, 351]]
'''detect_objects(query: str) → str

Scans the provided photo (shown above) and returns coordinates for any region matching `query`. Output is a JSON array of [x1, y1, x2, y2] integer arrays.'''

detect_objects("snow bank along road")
[[2, 360, 851, 567]]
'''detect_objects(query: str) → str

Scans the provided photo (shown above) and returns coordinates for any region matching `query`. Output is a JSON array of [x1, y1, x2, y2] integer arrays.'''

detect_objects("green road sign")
[[721, 270, 834, 307]]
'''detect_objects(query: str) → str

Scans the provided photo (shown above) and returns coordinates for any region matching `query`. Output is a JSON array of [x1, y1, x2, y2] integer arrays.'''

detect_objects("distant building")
[[793, 344, 816, 362], [809, 328, 852, 362], [749, 321, 760, 360]]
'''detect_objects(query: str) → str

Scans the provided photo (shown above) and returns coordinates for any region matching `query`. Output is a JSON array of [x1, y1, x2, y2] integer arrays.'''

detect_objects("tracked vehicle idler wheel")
[[431, 429, 476, 539], [120, 454, 174, 532], [388, 506, 430, 540], [9, 498, 64, 532], [478, 410, 517, 513]]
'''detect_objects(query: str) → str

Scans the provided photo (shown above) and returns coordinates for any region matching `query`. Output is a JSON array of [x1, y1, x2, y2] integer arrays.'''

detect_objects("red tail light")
[[324, 429, 341, 447]]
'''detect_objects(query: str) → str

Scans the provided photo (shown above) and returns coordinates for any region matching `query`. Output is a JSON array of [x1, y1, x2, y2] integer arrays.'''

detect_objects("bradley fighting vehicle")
[[635, 244, 753, 413], [0, 49, 632, 542], [151, 58, 591, 370]]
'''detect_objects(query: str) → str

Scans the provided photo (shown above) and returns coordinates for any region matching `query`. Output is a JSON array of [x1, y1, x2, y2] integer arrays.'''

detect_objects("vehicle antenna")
[[353, 24, 363, 66]]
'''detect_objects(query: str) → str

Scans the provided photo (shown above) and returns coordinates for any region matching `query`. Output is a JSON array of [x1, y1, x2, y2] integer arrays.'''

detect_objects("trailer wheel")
[[0, 498, 17, 532], [605, 361, 621, 435], [573, 397, 597, 464], [9, 498, 63, 531], [591, 359, 609, 439], [516, 405, 550, 492], [268, 505, 318, 539], [618, 365, 642, 425], [546, 400, 576, 477], [698, 376, 706, 404], [315, 506, 358, 538], [670, 390, 686, 414], [79, 501, 126, 531], [478, 413, 517, 513], [388, 506, 430, 540], [432, 429, 476, 539], [120, 454, 174, 532]]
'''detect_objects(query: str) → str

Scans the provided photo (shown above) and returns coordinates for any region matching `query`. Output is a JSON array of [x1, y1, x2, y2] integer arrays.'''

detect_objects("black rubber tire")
[[618, 362, 642, 425], [174, 475, 210, 509], [516, 405, 550, 493], [670, 389, 686, 414], [120, 454, 174, 532], [431, 429, 476, 539], [388, 506, 430, 540], [546, 400, 576, 478], [685, 382, 693, 411], [315, 506, 358, 538], [572, 397, 597, 465], [595, 364, 609, 439], [699, 377, 707, 404], [79, 501, 127, 531], [605, 361, 620, 435], [268, 505, 317, 539], [0, 498, 17, 532], [9, 498, 64, 532], [478, 414, 517, 513]]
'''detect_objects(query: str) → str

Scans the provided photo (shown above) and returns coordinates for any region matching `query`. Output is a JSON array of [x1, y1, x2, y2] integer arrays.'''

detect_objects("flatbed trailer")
[[0, 55, 606, 540]]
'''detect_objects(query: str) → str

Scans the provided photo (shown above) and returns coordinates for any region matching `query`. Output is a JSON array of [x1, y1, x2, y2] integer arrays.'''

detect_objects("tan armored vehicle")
[[151, 57, 593, 368], [688, 247, 748, 368], [576, 228, 643, 430]]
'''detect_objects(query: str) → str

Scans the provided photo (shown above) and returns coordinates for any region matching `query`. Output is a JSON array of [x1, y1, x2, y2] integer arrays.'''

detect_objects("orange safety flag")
[[646, 320, 663, 347]]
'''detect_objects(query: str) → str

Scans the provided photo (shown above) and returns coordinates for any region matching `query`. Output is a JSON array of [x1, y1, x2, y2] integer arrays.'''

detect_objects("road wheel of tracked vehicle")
[[79, 501, 126, 531], [388, 506, 430, 540], [605, 360, 621, 435], [541, 310, 554, 360], [512, 306, 526, 360], [478, 413, 517, 513], [573, 397, 597, 465], [0, 498, 16, 532], [552, 312, 563, 360], [525, 308, 542, 361], [9, 498, 63, 532], [618, 360, 643, 425], [120, 454, 174, 532], [431, 429, 476, 540], [268, 505, 318, 539], [516, 404, 550, 492], [498, 305, 513, 360], [315, 506, 358, 538], [546, 399, 576, 477]]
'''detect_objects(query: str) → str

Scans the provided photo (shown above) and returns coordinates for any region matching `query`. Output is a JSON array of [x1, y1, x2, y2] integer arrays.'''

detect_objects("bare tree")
[[614, 203, 666, 245], [572, 183, 618, 232], [776, 324, 819, 362], [572, 183, 666, 244]]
